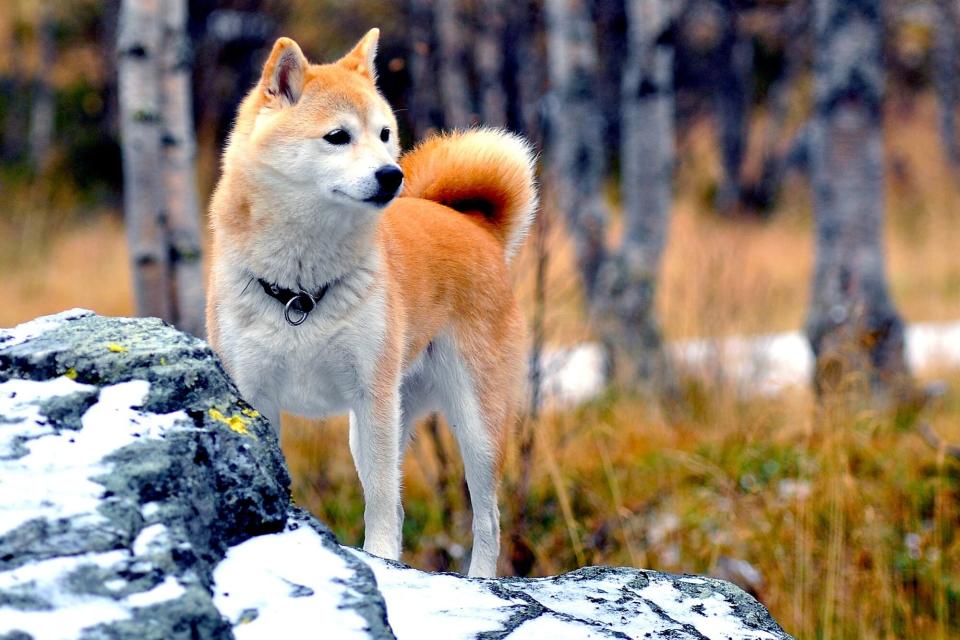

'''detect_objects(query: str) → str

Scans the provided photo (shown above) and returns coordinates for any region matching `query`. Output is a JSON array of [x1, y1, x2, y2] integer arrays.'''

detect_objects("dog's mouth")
[[331, 189, 394, 208], [363, 193, 396, 207]]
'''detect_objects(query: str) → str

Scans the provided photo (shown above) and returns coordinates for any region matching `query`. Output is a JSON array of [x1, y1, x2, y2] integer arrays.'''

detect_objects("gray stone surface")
[[0, 311, 793, 639]]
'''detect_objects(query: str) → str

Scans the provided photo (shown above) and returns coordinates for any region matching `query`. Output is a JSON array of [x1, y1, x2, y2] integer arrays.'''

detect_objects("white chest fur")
[[214, 262, 388, 421]]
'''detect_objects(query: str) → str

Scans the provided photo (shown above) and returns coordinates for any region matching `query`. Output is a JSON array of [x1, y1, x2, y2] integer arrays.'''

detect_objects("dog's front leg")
[[348, 388, 403, 560]]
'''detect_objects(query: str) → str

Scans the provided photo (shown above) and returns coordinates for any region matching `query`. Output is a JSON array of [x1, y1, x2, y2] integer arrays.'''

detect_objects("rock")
[[0, 311, 387, 640], [0, 311, 793, 639]]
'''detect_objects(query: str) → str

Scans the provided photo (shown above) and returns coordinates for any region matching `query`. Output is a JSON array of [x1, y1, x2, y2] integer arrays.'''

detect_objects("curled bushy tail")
[[400, 128, 538, 261]]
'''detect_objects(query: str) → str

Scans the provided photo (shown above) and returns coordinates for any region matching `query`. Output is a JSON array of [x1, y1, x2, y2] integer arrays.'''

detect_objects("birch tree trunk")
[[474, 0, 507, 127], [503, 0, 543, 138], [407, 0, 439, 138], [160, 0, 205, 337], [100, 0, 122, 143], [751, 1, 809, 213], [118, 0, 173, 321], [933, 0, 960, 169], [1, 76, 27, 162], [601, 0, 676, 385], [594, 0, 627, 164], [28, 2, 55, 174], [434, 0, 473, 128], [544, 0, 609, 301], [805, 0, 909, 400], [713, 0, 751, 215]]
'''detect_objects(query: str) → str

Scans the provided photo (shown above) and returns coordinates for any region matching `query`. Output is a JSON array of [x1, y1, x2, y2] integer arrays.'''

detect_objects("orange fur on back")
[[378, 196, 527, 466], [399, 129, 538, 261]]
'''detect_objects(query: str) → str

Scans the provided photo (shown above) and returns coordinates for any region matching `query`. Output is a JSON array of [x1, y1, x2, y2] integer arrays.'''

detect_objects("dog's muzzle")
[[366, 165, 404, 205]]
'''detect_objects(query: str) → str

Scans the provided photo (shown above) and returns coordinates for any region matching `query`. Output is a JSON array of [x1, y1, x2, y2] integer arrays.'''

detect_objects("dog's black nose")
[[375, 165, 404, 196]]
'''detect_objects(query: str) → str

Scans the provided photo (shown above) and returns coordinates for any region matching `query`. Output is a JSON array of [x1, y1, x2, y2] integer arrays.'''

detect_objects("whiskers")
[[239, 276, 255, 297]]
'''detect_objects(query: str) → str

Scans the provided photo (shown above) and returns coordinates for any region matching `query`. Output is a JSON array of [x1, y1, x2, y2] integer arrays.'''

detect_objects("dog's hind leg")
[[398, 370, 436, 456]]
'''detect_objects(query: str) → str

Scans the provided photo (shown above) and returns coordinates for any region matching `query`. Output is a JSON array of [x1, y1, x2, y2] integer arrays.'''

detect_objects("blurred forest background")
[[2, 0, 960, 638]]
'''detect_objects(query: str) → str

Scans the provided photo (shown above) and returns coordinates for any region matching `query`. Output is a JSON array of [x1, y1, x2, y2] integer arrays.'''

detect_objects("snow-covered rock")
[[0, 311, 793, 639]]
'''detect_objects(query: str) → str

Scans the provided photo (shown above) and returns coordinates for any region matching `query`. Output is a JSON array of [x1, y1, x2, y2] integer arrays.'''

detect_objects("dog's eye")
[[380, 127, 390, 143], [323, 129, 351, 145]]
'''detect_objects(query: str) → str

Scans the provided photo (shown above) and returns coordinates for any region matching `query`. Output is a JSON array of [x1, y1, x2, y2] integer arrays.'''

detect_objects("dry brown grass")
[[0, 214, 132, 326]]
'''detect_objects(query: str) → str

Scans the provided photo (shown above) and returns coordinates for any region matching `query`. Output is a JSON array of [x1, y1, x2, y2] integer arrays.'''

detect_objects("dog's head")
[[232, 29, 402, 211]]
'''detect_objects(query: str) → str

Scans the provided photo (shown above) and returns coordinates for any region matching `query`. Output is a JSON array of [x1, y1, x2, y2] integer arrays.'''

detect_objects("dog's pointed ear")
[[337, 28, 379, 83], [260, 37, 309, 106]]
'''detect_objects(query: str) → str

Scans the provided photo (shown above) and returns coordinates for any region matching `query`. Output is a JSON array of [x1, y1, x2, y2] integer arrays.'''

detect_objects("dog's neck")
[[231, 187, 382, 293]]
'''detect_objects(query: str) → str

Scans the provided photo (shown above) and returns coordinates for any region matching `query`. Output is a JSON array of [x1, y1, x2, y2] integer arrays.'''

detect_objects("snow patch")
[[508, 614, 612, 639], [0, 376, 96, 457], [542, 320, 960, 402], [672, 331, 813, 395], [905, 321, 960, 371], [123, 576, 185, 608], [672, 321, 960, 395], [503, 574, 683, 638], [213, 525, 369, 639], [0, 551, 187, 639], [0, 378, 189, 536], [0, 308, 92, 349], [140, 501, 161, 519], [132, 524, 171, 557], [635, 580, 779, 640], [352, 551, 519, 640], [0, 551, 131, 638], [538, 343, 607, 407]]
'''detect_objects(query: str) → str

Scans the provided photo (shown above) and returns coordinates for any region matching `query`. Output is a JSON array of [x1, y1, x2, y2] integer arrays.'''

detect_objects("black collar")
[[258, 278, 331, 326]]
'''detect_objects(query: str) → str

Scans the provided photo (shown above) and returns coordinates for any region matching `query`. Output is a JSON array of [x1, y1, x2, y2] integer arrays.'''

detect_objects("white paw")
[[363, 535, 400, 561]]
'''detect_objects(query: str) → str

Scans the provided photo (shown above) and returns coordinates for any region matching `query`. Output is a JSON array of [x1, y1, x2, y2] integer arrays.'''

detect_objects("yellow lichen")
[[241, 407, 260, 418], [160, 357, 167, 366], [208, 408, 252, 436], [64, 368, 78, 380], [106, 343, 128, 353]]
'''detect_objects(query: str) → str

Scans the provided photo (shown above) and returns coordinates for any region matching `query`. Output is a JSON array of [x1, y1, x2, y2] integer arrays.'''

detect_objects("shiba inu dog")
[[205, 29, 537, 577]]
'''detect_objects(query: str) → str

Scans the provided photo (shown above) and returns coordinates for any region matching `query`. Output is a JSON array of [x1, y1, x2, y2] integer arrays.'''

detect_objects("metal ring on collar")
[[283, 291, 316, 326]]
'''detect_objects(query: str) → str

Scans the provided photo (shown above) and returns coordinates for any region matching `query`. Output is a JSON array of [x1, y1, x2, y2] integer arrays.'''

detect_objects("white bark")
[[934, 0, 960, 168], [118, 0, 172, 321], [503, 1, 542, 137], [160, 0, 205, 337], [604, 0, 676, 385], [474, 0, 507, 126], [544, 0, 609, 300], [713, 0, 751, 215], [806, 0, 908, 399], [753, 3, 809, 212], [407, 0, 439, 138], [434, 0, 472, 128], [28, 2, 55, 173]]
